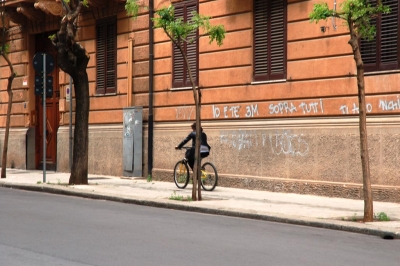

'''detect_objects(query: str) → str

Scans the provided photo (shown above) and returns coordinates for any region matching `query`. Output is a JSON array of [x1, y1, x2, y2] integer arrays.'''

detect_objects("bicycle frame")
[[174, 147, 218, 191]]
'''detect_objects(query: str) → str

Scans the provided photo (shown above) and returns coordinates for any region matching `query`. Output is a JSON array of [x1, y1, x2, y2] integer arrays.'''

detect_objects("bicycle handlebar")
[[176, 146, 191, 150]]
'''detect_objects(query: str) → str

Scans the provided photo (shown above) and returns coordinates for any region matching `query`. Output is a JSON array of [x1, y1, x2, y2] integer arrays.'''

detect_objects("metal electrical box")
[[123, 107, 142, 177]]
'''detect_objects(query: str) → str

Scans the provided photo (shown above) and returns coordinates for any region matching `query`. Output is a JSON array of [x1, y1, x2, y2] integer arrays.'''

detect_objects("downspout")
[[148, 0, 154, 177]]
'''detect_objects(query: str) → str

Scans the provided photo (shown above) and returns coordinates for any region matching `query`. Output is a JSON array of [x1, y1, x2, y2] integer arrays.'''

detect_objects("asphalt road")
[[0, 187, 399, 266]]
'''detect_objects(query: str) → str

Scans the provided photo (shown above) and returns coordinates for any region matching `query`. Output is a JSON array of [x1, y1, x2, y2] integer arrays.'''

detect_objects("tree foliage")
[[153, 5, 225, 46], [125, 0, 140, 18], [309, 0, 390, 40]]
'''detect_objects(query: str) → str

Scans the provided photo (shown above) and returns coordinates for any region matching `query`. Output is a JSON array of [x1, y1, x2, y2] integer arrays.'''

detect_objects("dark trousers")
[[186, 148, 209, 170]]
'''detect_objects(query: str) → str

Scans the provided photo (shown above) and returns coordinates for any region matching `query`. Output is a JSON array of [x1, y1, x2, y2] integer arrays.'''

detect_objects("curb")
[[1, 182, 399, 240]]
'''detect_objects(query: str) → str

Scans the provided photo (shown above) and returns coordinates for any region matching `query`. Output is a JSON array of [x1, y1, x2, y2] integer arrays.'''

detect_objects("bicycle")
[[174, 147, 218, 191]]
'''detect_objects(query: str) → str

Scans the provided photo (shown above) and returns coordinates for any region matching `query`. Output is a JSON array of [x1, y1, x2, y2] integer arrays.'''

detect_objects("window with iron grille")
[[361, 0, 399, 72], [254, 0, 286, 81], [173, 0, 199, 88], [96, 17, 117, 94]]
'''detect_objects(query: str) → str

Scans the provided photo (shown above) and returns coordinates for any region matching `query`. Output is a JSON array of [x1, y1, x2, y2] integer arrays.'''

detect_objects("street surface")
[[0, 187, 399, 266]]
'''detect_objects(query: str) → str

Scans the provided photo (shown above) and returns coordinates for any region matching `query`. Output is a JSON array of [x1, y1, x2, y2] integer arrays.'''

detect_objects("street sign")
[[66, 86, 70, 102], [33, 52, 55, 74]]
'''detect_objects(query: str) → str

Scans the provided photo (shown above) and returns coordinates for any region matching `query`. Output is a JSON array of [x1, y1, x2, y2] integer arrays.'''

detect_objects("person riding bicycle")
[[175, 122, 211, 170]]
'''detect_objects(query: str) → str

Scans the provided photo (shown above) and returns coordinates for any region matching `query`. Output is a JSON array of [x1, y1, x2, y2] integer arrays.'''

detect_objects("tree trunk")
[[54, 2, 90, 185], [179, 41, 202, 201], [195, 90, 202, 201], [348, 21, 373, 222], [69, 65, 89, 184], [1, 64, 16, 178]]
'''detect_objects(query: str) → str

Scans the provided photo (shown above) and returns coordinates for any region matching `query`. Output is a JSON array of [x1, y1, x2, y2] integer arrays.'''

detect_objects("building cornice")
[[34, 0, 64, 17], [16, 4, 44, 21]]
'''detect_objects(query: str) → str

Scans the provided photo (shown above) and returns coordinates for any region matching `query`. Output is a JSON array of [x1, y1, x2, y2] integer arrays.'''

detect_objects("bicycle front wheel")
[[200, 162, 218, 191], [173, 160, 189, 189]]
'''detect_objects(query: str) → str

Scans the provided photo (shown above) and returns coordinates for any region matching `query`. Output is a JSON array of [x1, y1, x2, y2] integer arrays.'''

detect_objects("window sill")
[[251, 79, 287, 85], [364, 69, 400, 76], [170, 86, 195, 91], [94, 93, 117, 97]]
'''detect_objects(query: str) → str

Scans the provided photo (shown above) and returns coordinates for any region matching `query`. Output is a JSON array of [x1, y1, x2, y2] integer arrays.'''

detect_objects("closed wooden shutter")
[[106, 22, 117, 93], [185, 3, 198, 87], [96, 21, 106, 94], [172, 0, 198, 88], [361, 0, 399, 71], [360, 17, 377, 70], [173, 5, 185, 88], [254, 0, 286, 81], [96, 17, 117, 94], [380, 0, 398, 70]]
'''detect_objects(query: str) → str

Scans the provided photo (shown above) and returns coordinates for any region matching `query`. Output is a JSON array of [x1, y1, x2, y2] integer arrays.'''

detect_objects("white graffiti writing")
[[220, 129, 309, 156], [379, 97, 400, 111], [299, 99, 324, 114], [269, 102, 297, 114], [339, 103, 373, 114], [213, 104, 259, 119], [175, 106, 194, 120], [269, 131, 309, 156], [220, 130, 258, 151], [269, 99, 324, 115]]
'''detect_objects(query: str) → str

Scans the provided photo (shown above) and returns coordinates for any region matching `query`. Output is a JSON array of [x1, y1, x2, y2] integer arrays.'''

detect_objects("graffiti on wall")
[[171, 95, 400, 121], [175, 106, 194, 120], [268, 131, 309, 156], [212, 104, 259, 119], [220, 129, 309, 156], [269, 99, 324, 115]]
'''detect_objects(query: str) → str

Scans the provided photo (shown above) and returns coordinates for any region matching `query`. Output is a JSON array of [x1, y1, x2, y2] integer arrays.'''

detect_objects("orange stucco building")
[[1, 0, 399, 201]]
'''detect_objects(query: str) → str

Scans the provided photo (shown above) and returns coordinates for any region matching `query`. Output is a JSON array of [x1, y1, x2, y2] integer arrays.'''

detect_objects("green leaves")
[[207, 25, 225, 46], [125, 0, 140, 18], [0, 44, 10, 54], [48, 34, 56, 41], [153, 5, 226, 46], [309, 3, 334, 22], [309, 0, 391, 39]]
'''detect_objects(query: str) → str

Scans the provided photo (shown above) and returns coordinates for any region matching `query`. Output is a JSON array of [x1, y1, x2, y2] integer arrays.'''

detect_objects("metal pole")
[[69, 76, 73, 171], [43, 53, 46, 183], [148, 0, 154, 177]]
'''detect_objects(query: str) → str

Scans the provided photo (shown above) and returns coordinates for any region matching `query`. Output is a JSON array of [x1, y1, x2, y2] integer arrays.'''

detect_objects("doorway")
[[35, 33, 59, 171]]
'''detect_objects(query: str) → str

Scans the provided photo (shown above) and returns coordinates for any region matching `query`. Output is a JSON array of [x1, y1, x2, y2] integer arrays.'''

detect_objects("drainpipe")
[[148, 0, 154, 177]]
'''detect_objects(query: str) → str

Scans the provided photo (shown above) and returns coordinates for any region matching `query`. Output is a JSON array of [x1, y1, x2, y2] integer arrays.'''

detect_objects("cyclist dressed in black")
[[175, 123, 211, 170]]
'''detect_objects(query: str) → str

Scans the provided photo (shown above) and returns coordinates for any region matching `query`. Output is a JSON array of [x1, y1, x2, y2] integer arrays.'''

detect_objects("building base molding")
[[152, 168, 400, 203]]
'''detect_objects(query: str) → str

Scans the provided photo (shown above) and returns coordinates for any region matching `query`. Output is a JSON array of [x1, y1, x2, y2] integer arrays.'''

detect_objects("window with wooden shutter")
[[254, 0, 286, 81], [96, 17, 117, 94], [361, 0, 399, 72], [172, 0, 199, 88]]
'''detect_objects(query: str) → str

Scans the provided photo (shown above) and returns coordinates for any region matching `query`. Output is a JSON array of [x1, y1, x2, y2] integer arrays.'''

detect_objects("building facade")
[[1, 0, 399, 202]]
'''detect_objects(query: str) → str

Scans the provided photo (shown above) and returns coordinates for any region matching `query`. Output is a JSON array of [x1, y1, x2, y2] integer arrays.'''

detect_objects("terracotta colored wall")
[[150, 0, 400, 202], [152, 0, 400, 123], [57, 3, 151, 127], [0, 25, 30, 128]]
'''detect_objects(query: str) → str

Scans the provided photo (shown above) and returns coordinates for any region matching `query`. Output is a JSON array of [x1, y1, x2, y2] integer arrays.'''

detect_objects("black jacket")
[[177, 131, 211, 150]]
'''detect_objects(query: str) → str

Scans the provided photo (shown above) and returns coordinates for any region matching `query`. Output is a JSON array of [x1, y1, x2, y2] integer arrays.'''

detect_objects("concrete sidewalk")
[[1, 168, 399, 239]]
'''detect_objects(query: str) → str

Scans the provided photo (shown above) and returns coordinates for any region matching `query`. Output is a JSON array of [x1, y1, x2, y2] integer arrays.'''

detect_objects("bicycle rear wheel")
[[173, 160, 189, 189], [200, 162, 218, 191]]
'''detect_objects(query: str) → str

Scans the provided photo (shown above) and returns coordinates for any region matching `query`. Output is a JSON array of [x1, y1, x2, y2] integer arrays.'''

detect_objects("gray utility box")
[[123, 107, 142, 177]]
